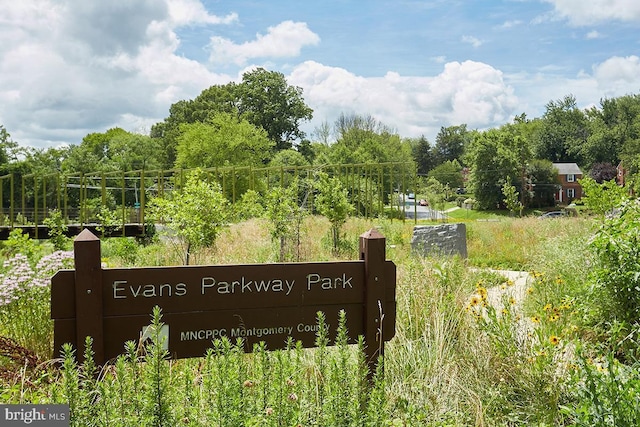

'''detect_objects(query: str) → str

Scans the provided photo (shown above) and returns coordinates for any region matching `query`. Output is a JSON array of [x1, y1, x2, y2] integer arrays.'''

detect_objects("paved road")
[[403, 201, 448, 220]]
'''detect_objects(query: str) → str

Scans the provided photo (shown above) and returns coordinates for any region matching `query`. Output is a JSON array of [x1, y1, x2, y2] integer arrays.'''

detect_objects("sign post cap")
[[75, 228, 100, 242], [360, 228, 384, 239]]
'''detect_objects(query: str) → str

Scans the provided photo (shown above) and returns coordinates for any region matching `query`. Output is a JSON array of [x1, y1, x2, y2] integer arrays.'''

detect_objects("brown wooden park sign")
[[51, 229, 396, 367]]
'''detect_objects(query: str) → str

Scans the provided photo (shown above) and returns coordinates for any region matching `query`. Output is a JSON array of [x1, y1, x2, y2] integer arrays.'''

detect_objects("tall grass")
[[50, 309, 384, 427], [1, 215, 636, 425]]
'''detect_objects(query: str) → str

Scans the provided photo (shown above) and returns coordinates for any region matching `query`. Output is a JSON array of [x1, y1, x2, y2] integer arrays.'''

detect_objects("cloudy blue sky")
[[1, 0, 640, 149]]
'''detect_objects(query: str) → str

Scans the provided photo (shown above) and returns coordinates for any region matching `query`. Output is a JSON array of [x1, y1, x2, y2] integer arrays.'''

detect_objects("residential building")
[[552, 163, 583, 204]]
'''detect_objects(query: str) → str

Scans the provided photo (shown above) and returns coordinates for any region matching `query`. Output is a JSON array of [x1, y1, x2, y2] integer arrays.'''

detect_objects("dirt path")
[[485, 270, 530, 311]]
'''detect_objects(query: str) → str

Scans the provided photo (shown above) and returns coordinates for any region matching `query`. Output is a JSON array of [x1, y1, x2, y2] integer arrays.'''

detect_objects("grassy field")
[[1, 215, 638, 426]]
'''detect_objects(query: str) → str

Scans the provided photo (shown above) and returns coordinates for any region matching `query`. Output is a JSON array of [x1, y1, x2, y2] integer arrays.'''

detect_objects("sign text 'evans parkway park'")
[[51, 229, 396, 367]]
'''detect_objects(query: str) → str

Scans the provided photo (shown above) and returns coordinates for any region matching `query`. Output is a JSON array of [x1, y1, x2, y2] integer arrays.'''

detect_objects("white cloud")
[[497, 20, 523, 29], [288, 60, 518, 141], [585, 30, 601, 39], [167, 0, 238, 26], [0, 0, 238, 148], [1, 0, 638, 151], [461, 35, 483, 48], [505, 56, 640, 119], [542, 0, 640, 25], [208, 21, 320, 65], [592, 56, 640, 95]]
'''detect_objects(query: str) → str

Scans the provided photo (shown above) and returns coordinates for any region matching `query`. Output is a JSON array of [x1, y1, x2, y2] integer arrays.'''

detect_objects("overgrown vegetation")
[[148, 169, 229, 265], [0, 178, 639, 425], [1, 207, 640, 425]]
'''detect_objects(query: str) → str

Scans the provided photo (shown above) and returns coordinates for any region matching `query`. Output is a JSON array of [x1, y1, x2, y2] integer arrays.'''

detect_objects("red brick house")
[[552, 163, 583, 204]]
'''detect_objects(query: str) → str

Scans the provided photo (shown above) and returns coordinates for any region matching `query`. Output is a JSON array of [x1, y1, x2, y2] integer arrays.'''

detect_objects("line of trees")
[[2, 67, 640, 213], [409, 95, 640, 210]]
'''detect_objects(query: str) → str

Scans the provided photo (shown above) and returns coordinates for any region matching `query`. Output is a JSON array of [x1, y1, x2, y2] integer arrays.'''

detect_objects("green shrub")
[[0, 250, 74, 357], [42, 209, 70, 251], [588, 200, 640, 335], [1, 228, 40, 263], [564, 344, 640, 426], [102, 237, 140, 266]]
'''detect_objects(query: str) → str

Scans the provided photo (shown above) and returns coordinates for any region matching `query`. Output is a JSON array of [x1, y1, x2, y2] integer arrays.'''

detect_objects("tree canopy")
[[324, 113, 413, 165], [433, 125, 469, 165], [62, 128, 161, 174], [533, 95, 588, 164], [465, 126, 531, 210], [6, 73, 640, 214], [175, 113, 273, 169], [151, 68, 313, 168]]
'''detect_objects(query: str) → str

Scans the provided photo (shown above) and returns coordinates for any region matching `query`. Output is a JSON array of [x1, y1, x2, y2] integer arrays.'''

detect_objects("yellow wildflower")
[[549, 336, 560, 346]]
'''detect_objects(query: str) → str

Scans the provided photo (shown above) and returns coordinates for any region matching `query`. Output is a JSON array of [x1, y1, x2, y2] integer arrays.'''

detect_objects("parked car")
[[418, 199, 429, 206], [538, 211, 566, 219]]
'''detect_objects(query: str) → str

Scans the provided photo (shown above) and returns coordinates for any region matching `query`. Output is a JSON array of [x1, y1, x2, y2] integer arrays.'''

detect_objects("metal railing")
[[0, 162, 417, 235]]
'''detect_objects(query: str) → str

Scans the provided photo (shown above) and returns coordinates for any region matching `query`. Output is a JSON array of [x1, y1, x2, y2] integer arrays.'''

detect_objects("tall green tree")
[[433, 125, 469, 165], [0, 125, 19, 170], [427, 159, 463, 189], [325, 113, 414, 211], [586, 95, 640, 168], [588, 94, 640, 192], [327, 113, 413, 165], [151, 68, 313, 167], [150, 85, 238, 168], [534, 95, 588, 164], [581, 106, 620, 169], [409, 135, 436, 175], [63, 128, 160, 174], [237, 68, 313, 151], [527, 159, 560, 208], [465, 127, 531, 210], [175, 113, 273, 169]]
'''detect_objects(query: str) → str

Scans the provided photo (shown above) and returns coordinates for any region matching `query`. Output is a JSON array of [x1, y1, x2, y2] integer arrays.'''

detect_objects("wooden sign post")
[[52, 229, 396, 373]]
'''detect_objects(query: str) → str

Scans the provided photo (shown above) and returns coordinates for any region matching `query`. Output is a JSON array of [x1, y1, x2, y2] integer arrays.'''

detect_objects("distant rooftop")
[[552, 163, 582, 176]]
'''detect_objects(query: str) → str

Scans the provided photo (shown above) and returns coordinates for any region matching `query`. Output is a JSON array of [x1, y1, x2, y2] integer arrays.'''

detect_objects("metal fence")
[[0, 162, 417, 233]]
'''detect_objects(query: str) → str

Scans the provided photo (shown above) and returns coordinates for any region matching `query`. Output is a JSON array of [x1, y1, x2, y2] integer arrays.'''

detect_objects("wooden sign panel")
[[51, 229, 396, 366]]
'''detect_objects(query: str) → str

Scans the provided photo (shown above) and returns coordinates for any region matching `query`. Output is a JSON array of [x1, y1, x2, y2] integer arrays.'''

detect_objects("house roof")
[[552, 163, 582, 176]]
